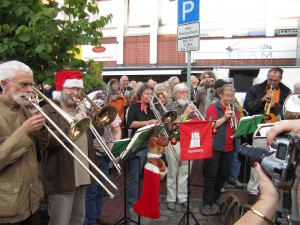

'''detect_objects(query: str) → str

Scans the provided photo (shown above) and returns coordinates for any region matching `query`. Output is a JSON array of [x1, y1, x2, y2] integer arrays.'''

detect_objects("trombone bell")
[[162, 111, 177, 123], [94, 106, 117, 128], [69, 117, 92, 140]]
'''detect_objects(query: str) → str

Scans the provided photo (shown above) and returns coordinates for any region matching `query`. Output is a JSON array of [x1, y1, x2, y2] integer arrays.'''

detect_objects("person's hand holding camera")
[[235, 162, 279, 225], [266, 119, 300, 145]]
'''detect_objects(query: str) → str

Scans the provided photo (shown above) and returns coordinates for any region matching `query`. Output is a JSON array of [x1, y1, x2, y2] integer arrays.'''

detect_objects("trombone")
[[264, 85, 275, 120], [78, 91, 122, 176], [149, 93, 181, 166], [28, 86, 119, 199]]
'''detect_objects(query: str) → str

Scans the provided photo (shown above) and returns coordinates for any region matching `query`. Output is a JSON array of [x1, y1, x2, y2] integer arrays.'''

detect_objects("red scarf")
[[136, 101, 149, 113]]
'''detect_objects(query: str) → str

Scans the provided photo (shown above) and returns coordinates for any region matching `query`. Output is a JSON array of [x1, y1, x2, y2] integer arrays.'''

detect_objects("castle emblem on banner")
[[189, 131, 200, 148]]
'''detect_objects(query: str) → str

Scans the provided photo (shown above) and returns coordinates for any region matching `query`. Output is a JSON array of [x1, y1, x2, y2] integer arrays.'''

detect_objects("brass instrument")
[[264, 85, 275, 120], [27, 87, 119, 199], [282, 93, 300, 119], [152, 92, 177, 123], [81, 91, 117, 128], [228, 102, 238, 130], [149, 94, 181, 166], [79, 91, 122, 175], [186, 99, 205, 120]]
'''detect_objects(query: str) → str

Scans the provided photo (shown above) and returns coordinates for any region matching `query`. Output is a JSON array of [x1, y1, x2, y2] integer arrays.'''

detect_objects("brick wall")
[[102, 35, 296, 68]]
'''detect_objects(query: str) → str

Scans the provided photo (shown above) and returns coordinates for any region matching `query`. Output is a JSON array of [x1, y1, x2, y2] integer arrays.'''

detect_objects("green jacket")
[[0, 95, 49, 223]]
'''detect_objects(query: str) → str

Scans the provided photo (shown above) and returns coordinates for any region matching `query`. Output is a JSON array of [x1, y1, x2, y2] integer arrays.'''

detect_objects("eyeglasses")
[[7, 79, 34, 89]]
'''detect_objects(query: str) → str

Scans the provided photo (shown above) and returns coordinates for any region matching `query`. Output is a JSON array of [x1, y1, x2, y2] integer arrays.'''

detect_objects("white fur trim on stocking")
[[144, 162, 160, 173]]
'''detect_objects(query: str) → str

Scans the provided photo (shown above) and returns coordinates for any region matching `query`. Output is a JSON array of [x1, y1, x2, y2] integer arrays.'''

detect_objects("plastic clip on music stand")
[[113, 124, 163, 225]]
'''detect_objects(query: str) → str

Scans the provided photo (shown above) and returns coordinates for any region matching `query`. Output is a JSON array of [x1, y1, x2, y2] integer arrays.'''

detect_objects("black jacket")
[[243, 80, 291, 118]]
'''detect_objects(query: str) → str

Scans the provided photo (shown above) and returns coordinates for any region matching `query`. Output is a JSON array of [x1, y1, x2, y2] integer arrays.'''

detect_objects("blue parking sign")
[[178, 0, 200, 25]]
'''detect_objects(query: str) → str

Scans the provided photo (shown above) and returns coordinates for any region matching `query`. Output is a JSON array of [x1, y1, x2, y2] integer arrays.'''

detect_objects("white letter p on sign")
[[182, 1, 194, 21]]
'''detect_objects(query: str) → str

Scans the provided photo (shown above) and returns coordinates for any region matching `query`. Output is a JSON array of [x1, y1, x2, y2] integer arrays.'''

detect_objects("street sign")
[[177, 37, 200, 52], [178, 0, 200, 25], [177, 22, 200, 39]]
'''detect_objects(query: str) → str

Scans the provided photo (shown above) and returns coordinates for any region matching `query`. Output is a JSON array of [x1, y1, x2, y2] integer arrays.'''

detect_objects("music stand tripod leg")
[[178, 160, 201, 225], [114, 159, 138, 225]]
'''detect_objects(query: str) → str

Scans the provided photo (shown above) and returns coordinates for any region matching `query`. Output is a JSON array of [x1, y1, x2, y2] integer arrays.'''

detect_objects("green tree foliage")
[[0, 0, 112, 91]]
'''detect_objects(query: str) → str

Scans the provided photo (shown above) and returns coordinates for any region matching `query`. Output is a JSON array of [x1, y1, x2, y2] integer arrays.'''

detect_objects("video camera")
[[238, 132, 299, 189]]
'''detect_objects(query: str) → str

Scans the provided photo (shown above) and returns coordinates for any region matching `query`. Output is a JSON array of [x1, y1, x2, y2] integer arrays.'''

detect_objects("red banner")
[[179, 119, 213, 160]]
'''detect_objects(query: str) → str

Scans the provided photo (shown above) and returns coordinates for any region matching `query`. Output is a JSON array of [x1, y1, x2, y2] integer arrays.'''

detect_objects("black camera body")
[[239, 132, 299, 189]]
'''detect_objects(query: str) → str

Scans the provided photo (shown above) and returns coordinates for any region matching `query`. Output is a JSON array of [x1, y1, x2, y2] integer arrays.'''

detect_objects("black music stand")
[[114, 124, 163, 225], [178, 159, 200, 225], [114, 158, 139, 225], [177, 119, 215, 225]]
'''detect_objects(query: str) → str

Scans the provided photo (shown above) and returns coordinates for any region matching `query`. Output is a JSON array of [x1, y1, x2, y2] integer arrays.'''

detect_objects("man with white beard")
[[0, 60, 49, 224], [165, 83, 197, 211]]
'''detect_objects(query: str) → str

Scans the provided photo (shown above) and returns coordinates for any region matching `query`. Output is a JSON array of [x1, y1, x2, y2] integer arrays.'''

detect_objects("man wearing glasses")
[[244, 67, 291, 123], [42, 70, 97, 225], [243, 67, 291, 205], [165, 83, 197, 211], [0, 60, 49, 224]]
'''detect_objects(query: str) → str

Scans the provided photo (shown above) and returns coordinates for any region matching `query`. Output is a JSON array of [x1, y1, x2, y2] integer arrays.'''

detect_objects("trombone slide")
[[75, 95, 122, 175], [27, 94, 119, 199]]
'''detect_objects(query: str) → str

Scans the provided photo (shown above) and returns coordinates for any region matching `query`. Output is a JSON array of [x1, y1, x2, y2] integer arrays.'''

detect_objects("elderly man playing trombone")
[[164, 83, 197, 211], [0, 61, 49, 224], [41, 70, 97, 225]]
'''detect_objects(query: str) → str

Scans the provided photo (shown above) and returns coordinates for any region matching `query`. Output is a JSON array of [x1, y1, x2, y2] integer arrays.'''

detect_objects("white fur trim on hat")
[[63, 79, 83, 89], [52, 91, 62, 101]]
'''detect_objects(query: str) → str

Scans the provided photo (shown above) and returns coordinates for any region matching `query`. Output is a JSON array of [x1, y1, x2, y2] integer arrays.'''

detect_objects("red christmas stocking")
[[133, 162, 161, 219]]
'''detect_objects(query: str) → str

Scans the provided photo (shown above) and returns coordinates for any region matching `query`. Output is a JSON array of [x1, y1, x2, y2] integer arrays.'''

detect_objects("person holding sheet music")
[[126, 83, 157, 220], [202, 84, 239, 216]]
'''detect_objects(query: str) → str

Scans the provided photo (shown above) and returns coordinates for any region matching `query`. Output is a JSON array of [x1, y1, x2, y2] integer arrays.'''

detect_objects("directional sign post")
[[177, 0, 200, 101]]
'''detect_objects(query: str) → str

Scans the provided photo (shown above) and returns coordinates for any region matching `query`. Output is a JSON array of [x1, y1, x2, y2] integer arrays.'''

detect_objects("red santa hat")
[[52, 70, 83, 100]]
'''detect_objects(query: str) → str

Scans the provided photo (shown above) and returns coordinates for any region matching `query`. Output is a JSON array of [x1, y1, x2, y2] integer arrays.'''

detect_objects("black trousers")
[[203, 150, 234, 206], [1, 210, 39, 225]]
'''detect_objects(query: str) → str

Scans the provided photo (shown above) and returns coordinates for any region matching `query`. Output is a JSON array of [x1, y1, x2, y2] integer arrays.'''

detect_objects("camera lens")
[[238, 143, 273, 167]]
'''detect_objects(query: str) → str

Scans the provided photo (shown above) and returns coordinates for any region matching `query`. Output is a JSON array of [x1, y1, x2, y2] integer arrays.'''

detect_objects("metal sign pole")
[[187, 51, 191, 101]]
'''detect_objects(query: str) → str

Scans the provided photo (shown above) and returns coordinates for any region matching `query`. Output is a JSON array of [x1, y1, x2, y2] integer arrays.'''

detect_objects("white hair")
[[294, 82, 300, 93], [0, 60, 32, 82], [154, 83, 164, 93], [173, 83, 188, 94], [168, 76, 179, 86]]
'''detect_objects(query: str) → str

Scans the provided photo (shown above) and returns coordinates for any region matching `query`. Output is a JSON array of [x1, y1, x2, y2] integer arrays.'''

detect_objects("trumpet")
[[228, 101, 238, 130], [264, 85, 275, 120], [28, 87, 119, 199], [149, 94, 181, 166], [78, 91, 122, 176], [186, 99, 205, 120]]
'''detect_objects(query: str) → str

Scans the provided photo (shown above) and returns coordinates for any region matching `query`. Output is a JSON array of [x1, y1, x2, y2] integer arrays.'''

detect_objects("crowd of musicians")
[[0, 60, 299, 225]]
